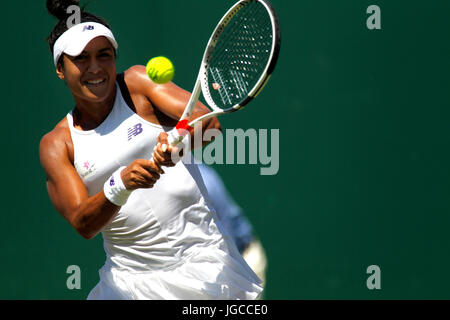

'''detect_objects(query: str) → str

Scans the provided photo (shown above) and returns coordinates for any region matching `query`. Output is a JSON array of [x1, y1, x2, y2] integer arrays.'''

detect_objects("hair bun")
[[46, 0, 81, 20]]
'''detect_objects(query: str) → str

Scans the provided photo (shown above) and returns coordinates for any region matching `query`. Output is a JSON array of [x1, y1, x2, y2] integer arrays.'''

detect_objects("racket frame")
[[168, 0, 281, 145]]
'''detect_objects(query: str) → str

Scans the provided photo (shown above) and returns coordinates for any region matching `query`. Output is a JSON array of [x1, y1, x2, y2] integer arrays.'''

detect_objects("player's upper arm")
[[124, 65, 210, 119], [39, 128, 89, 225]]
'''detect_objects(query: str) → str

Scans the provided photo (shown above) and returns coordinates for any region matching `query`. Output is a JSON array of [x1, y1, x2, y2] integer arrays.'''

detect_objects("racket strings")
[[208, 1, 274, 109], [211, 4, 270, 95]]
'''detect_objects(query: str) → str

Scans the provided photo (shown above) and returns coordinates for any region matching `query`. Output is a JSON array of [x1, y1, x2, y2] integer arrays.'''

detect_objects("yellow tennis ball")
[[146, 56, 174, 84]]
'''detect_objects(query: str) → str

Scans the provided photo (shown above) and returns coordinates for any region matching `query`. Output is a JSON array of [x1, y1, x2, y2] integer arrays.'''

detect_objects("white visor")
[[53, 22, 118, 67]]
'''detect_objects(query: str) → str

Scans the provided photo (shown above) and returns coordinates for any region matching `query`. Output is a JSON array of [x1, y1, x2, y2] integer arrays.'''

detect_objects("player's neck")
[[72, 88, 117, 131]]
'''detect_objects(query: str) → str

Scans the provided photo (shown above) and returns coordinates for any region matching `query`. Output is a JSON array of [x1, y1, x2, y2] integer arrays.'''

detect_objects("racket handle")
[[167, 119, 193, 146], [167, 128, 183, 146]]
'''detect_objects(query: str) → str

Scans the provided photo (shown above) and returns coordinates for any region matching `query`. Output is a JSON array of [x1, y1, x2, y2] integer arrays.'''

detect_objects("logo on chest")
[[128, 123, 143, 141], [76, 160, 97, 180]]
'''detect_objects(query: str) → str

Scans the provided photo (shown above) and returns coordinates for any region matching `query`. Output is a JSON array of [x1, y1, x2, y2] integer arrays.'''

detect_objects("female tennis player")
[[40, 0, 262, 299]]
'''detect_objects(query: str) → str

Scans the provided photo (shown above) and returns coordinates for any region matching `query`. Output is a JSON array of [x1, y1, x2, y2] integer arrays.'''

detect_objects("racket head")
[[200, 0, 281, 114]]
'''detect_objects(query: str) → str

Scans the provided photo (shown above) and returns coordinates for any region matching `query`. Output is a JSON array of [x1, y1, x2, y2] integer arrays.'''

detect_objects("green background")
[[1, 0, 450, 299]]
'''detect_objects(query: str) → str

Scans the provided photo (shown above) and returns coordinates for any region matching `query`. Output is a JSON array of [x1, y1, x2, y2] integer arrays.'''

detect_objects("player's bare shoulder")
[[121, 65, 163, 120], [39, 118, 74, 171], [123, 65, 156, 94]]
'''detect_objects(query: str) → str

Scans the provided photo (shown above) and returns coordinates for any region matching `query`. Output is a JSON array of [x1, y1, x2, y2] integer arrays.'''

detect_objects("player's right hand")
[[153, 131, 184, 169], [120, 159, 164, 190]]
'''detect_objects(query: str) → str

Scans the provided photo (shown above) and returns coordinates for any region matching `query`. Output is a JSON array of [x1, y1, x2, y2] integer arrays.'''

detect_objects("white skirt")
[[87, 245, 263, 300]]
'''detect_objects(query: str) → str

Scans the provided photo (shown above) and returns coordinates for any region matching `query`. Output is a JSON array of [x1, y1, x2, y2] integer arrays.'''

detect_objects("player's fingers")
[[122, 165, 159, 190], [141, 173, 158, 187], [142, 157, 165, 175], [124, 158, 166, 188], [138, 163, 160, 181], [134, 166, 160, 189], [157, 132, 169, 145], [150, 147, 164, 170], [147, 159, 165, 177], [153, 144, 177, 167], [152, 157, 165, 174], [165, 144, 177, 155], [153, 150, 168, 166], [157, 142, 171, 155], [133, 174, 156, 188]]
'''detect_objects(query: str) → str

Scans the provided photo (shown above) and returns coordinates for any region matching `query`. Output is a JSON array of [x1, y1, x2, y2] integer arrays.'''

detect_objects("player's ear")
[[56, 57, 65, 80], [56, 66, 65, 80]]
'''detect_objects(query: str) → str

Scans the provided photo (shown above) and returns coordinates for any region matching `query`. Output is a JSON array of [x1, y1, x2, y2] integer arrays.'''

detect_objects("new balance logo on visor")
[[110, 177, 115, 187], [128, 123, 143, 141], [82, 25, 94, 32]]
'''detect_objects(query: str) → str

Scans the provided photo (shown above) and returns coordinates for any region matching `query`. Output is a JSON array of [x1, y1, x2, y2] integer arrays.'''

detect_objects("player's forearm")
[[186, 110, 222, 149], [69, 192, 120, 240], [70, 161, 159, 239]]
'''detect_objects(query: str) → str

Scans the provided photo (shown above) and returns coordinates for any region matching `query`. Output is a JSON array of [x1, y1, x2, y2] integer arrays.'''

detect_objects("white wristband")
[[103, 166, 132, 206]]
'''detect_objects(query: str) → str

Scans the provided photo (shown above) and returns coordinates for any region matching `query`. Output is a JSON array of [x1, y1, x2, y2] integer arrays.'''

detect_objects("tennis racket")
[[166, 0, 281, 146]]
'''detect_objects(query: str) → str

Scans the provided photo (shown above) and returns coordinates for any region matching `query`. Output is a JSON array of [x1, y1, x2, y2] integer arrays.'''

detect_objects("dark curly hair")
[[46, 0, 115, 67]]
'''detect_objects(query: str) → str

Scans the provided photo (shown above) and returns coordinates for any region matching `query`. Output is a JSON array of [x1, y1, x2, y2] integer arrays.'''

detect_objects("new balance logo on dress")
[[128, 123, 143, 141]]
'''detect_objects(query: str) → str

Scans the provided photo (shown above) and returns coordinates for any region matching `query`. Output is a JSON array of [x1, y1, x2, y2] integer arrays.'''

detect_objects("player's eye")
[[98, 51, 113, 59], [73, 55, 87, 61]]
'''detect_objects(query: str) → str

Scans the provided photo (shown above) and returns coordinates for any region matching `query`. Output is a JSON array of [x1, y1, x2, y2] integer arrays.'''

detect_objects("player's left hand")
[[152, 131, 183, 168]]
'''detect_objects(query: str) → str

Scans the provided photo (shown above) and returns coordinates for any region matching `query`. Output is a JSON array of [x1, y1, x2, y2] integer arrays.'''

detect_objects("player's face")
[[57, 36, 116, 103]]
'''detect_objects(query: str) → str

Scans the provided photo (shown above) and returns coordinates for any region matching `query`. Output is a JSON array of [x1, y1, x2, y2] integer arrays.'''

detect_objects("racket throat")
[[180, 78, 202, 120]]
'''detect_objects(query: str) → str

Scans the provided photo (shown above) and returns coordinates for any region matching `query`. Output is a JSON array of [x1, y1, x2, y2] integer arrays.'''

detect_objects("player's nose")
[[87, 57, 102, 73]]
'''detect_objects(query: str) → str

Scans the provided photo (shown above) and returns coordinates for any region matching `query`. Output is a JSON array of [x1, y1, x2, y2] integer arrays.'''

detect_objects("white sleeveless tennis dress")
[[66, 75, 262, 300]]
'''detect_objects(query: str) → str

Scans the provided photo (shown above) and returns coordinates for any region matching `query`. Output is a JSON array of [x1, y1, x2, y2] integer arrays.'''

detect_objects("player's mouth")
[[84, 78, 107, 87]]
